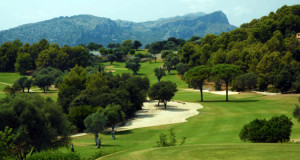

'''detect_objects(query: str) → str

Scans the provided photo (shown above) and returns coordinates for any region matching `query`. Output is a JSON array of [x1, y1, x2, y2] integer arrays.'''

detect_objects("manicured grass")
[[135, 49, 149, 54], [62, 92, 300, 159], [0, 72, 25, 84], [100, 143, 300, 160]]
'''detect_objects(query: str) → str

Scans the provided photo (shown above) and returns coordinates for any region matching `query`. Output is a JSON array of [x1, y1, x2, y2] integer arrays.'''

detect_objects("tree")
[[184, 66, 211, 102], [0, 126, 16, 159], [133, 40, 142, 50], [211, 64, 241, 101], [125, 58, 141, 75], [0, 94, 73, 159], [176, 63, 189, 78], [69, 106, 97, 132], [15, 77, 28, 93], [274, 69, 293, 93], [232, 73, 258, 91], [164, 54, 179, 74], [3, 84, 21, 96], [24, 78, 32, 93], [84, 111, 106, 148], [33, 74, 54, 93], [122, 39, 133, 49], [14, 52, 31, 75], [161, 50, 173, 59], [58, 65, 87, 113], [107, 54, 116, 65], [148, 81, 178, 109], [149, 42, 162, 63], [293, 97, 300, 122], [102, 104, 125, 140], [154, 67, 166, 82], [239, 115, 293, 143], [107, 43, 116, 49]]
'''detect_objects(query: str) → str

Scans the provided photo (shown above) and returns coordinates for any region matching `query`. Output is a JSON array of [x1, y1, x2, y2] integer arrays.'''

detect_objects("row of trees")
[[177, 5, 300, 93], [0, 39, 92, 74]]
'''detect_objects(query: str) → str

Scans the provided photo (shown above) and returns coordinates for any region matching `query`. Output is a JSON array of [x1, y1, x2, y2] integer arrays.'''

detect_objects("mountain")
[[0, 11, 236, 47]]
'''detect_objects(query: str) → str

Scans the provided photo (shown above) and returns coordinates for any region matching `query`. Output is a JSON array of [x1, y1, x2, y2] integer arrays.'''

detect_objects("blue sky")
[[0, 0, 299, 31]]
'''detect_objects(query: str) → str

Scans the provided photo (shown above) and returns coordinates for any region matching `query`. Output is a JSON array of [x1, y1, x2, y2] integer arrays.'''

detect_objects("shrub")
[[155, 128, 178, 147], [239, 115, 293, 143]]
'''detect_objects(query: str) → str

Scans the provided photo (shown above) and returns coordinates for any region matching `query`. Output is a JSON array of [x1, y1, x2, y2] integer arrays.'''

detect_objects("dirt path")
[[116, 100, 203, 131]]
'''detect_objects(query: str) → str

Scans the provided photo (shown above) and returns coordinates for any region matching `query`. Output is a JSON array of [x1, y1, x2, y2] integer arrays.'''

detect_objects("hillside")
[[0, 11, 236, 46]]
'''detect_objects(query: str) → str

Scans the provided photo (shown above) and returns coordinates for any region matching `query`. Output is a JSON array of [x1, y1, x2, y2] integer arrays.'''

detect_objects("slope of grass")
[[100, 143, 300, 160]]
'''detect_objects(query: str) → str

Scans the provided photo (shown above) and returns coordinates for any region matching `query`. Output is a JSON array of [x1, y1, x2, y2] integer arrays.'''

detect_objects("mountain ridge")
[[0, 11, 236, 46]]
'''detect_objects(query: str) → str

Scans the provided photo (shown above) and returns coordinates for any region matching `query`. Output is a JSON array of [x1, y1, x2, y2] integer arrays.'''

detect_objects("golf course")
[[2, 61, 299, 159]]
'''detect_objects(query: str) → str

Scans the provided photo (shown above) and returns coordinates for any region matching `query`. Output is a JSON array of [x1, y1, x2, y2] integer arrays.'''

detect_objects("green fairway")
[[61, 92, 300, 159], [0, 72, 25, 84], [100, 143, 300, 160]]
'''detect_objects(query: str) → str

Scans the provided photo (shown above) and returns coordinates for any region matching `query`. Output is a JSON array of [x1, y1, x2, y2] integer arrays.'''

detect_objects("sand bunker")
[[183, 88, 239, 95], [117, 100, 203, 131]]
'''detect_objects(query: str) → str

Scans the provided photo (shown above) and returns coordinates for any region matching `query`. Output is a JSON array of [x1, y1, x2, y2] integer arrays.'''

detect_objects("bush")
[[155, 128, 178, 147], [239, 115, 293, 143], [28, 150, 80, 160]]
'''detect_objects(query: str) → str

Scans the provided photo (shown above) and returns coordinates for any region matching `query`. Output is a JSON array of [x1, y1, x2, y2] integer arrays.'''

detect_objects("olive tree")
[[154, 67, 166, 82], [148, 81, 178, 109], [84, 111, 106, 148]]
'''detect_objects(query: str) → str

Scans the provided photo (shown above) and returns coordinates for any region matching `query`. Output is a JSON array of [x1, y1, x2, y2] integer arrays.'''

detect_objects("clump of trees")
[[239, 115, 293, 143], [0, 94, 73, 159], [58, 65, 149, 132]]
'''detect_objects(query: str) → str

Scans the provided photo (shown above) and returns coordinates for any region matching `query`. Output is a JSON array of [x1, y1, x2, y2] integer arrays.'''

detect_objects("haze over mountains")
[[0, 11, 236, 47]]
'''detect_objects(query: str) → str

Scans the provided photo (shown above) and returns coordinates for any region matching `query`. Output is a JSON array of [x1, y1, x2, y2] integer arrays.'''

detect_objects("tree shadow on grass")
[[116, 130, 133, 135]]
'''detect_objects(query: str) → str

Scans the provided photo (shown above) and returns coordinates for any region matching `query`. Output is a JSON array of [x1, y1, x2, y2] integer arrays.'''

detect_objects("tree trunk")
[[168, 70, 170, 75], [27, 88, 30, 93], [111, 125, 115, 140], [154, 54, 157, 63], [94, 132, 99, 145], [164, 100, 167, 109], [111, 61, 113, 65], [158, 100, 160, 106], [43, 88, 46, 93], [200, 84, 203, 102], [226, 81, 229, 102], [158, 78, 160, 82], [22, 88, 25, 93]]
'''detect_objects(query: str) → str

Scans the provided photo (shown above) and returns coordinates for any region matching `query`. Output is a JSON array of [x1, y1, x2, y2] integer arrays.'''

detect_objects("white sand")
[[252, 91, 280, 96], [183, 88, 239, 95], [116, 100, 203, 131]]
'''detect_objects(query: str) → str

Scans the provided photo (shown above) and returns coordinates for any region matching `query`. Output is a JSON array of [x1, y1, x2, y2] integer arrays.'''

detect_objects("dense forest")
[[176, 5, 300, 92]]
